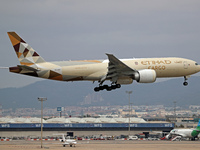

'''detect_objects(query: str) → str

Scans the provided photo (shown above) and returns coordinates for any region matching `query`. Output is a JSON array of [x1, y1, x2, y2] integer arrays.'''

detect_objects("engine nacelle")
[[116, 78, 133, 85], [134, 69, 156, 83]]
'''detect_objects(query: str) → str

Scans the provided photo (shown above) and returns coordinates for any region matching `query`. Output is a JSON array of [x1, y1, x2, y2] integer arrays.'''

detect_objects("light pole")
[[126, 91, 132, 137], [38, 97, 47, 148], [130, 102, 133, 117], [174, 101, 176, 127]]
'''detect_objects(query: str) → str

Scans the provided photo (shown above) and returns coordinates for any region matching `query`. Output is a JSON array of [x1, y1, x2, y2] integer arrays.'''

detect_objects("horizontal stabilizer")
[[17, 65, 40, 72]]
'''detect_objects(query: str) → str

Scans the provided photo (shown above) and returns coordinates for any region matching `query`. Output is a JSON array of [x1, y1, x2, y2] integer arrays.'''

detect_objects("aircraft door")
[[183, 61, 188, 69]]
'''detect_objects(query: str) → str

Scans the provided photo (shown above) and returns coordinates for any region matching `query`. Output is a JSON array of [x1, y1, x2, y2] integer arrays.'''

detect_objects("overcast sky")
[[0, 0, 200, 88]]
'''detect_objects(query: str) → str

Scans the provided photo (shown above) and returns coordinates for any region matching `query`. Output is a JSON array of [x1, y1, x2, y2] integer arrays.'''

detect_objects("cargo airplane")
[[6, 32, 200, 92]]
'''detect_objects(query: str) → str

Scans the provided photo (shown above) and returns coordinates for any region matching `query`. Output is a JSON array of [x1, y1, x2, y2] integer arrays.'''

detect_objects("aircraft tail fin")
[[196, 120, 200, 130], [62, 134, 66, 142], [7, 32, 46, 66]]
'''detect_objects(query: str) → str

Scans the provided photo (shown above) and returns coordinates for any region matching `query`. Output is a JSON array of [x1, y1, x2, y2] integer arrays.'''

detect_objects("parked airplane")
[[164, 120, 200, 141], [7, 32, 200, 92], [56, 134, 77, 147]]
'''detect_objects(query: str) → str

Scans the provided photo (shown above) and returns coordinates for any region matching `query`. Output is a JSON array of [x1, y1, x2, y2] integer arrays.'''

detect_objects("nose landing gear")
[[183, 76, 188, 86]]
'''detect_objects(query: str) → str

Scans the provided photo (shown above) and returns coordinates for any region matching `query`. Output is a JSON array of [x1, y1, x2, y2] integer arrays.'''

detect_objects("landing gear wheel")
[[94, 87, 100, 92], [99, 86, 104, 90], [116, 84, 121, 88], [191, 137, 195, 141], [183, 76, 188, 86], [103, 85, 108, 89], [111, 85, 117, 89], [183, 82, 188, 86], [106, 86, 112, 91]]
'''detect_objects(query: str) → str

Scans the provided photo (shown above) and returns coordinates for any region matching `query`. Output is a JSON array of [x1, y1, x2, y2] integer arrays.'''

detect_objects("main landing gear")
[[94, 84, 121, 92], [183, 76, 188, 86]]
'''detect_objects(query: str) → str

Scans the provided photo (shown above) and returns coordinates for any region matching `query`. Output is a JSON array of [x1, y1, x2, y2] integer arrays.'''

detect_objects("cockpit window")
[[195, 63, 198, 65]]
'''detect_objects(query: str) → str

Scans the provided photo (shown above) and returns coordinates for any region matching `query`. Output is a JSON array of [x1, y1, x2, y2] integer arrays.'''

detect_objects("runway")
[[1, 140, 200, 150]]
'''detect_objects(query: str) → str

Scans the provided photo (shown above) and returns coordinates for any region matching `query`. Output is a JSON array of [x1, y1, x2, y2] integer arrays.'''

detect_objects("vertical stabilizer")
[[191, 120, 200, 137], [62, 134, 66, 142], [7, 32, 46, 66], [196, 120, 200, 130]]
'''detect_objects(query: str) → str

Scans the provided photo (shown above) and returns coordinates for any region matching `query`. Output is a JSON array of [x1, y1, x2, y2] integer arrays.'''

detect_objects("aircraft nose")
[[196, 65, 200, 72]]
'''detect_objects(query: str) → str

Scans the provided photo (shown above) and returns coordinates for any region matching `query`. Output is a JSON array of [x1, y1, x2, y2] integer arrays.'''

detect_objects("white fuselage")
[[47, 57, 200, 81], [170, 129, 193, 138]]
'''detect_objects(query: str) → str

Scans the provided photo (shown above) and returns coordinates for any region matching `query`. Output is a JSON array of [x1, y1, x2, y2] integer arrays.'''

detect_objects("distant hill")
[[0, 76, 200, 109]]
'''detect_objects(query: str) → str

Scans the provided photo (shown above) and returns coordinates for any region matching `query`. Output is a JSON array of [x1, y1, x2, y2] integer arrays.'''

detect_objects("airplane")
[[164, 120, 200, 141], [6, 32, 200, 92], [56, 134, 77, 147]]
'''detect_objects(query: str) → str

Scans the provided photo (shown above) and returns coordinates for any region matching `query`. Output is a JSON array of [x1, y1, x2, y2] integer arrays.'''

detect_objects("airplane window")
[[195, 63, 198, 65]]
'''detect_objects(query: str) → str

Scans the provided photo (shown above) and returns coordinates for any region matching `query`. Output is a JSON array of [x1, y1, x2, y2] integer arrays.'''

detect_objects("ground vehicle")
[[128, 136, 138, 140]]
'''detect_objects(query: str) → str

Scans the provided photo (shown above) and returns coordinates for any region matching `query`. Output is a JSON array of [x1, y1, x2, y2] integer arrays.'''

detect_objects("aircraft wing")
[[106, 54, 135, 82]]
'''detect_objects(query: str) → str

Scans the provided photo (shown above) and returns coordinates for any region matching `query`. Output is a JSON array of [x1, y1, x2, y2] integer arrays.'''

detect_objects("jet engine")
[[134, 69, 156, 83]]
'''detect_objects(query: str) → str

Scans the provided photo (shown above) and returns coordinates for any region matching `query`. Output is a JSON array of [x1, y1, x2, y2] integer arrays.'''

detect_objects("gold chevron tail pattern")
[[7, 32, 46, 66]]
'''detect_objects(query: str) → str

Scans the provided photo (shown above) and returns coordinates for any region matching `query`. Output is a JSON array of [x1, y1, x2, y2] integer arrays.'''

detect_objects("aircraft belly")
[[156, 68, 179, 77], [61, 64, 107, 81]]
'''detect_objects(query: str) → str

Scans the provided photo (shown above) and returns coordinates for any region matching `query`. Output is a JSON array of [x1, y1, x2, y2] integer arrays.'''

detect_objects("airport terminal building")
[[0, 117, 174, 137]]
